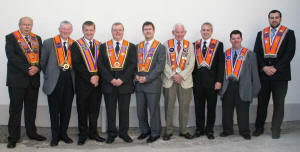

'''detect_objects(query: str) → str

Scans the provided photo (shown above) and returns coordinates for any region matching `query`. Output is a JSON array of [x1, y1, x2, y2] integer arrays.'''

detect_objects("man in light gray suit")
[[162, 23, 195, 140], [135, 21, 166, 143], [40, 21, 75, 146], [219, 30, 261, 140]]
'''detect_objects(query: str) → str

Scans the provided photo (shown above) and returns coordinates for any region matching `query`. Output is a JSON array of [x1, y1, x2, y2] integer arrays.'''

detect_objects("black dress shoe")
[[219, 132, 233, 137], [241, 134, 251, 140], [77, 138, 87, 145], [7, 141, 16, 148], [163, 134, 173, 141], [206, 133, 215, 140], [193, 130, 205, 138], [179, 133, 193, 139], [50, 139, 59, 146], [252, 129, 264, 137], [137, 132, 151, 140], [28, 134, 47, 141], [90, 135, 105, 142], [146, 136, 160, 143], [61, 136, 73, 144], [106, 135, 116, 144], [119, 134, 133, 143], [272, 130, 280, 139]]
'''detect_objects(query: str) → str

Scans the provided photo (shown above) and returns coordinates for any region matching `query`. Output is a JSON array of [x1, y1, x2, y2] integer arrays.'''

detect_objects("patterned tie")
[[116, 42, 120, 55], [271, 28, 276, 44], [63, 42, 68, 56], [25, 36, 31, 48], [202, 41, 207, 57], [89, 41, 95, 57], [144, 41, 149, 57], [177, 41, 181, 54], [233, 51, 238, 65]]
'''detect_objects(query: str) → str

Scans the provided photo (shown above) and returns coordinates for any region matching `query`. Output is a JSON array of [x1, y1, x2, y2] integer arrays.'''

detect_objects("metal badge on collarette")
[[63, 63, 70, 71]]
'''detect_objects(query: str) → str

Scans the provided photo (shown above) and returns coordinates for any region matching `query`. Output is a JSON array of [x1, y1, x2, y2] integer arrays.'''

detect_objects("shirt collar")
[[113, 39, 123, 46], [201, 38, 211, 46]]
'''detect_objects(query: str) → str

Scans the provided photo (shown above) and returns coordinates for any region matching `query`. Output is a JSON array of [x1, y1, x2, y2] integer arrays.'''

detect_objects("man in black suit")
[[71, 21, 105, 145], [192, 22, 224, 140], [98, 22, 137, 144], [5, 16, 46, 148], [253, 10, 296, 139]]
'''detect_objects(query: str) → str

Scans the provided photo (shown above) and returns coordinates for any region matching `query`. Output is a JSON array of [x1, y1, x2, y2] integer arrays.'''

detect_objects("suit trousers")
[[7, 84, 39, 142], [193, 86, 218, 133], [163, 83, 192, 134], [222, 80, 250, 135], [255, 80, 288, 132], [47, 70, 74, 140], [136, 91, 161, 137], [104, 93, 131, 137], [76, 86, 101, 139]]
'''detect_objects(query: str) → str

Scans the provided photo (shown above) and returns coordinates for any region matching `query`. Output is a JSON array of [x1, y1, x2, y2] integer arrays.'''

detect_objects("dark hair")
[[142, 21, 155, 31], [82, 21, 95, 30], [230, 30, 242, 39], [268, 10, 282, 18]]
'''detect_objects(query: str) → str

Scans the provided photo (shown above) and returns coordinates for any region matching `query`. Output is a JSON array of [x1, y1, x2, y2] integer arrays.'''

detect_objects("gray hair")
[[59, 20, 72, 29], [201, 22, 213, 31], [18, 16, 33, 25], [172, 23, 186, 32], [111, 22, 124, 31]]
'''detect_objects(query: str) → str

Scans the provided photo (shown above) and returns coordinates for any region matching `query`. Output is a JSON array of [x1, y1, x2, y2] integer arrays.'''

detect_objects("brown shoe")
[[163, 134, 173, 141], [179, 133, 193, 139]]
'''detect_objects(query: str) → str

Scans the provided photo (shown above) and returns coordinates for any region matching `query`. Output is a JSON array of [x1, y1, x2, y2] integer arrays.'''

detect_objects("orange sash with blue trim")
[[262, 25, 288, 58], [225, 48, 248, 80], [167, 39, 189, 71], [195, 39, 219, 69], [53, 35, 73, 68], [13, 30, 39, 65], [138, 40, 160, 72], [106, 40, 129, 71]]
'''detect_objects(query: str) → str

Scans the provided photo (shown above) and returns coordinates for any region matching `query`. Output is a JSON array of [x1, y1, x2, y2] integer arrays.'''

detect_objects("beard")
[[271, 22, 280, 28]]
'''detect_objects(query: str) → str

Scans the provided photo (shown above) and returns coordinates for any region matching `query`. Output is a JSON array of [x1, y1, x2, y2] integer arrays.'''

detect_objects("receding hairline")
[[172, 23, 186, 32], [111, 22, 124, 31], [19, 16, 33, 25], [59, 20, 73, 29]]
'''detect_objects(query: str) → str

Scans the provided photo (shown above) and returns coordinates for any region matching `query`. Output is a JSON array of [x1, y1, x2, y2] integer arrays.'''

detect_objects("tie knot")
[[116, 42, 120, 46], [177, 41, 181, 46], [204, 41, 207, 45], [63, 42, 66, 45], [25, 36, 29, 41], [271, 28, 276, 33]]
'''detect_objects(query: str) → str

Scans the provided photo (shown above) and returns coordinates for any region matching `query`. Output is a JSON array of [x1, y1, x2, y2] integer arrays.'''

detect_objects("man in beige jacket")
[[162, 23, 195, 141]]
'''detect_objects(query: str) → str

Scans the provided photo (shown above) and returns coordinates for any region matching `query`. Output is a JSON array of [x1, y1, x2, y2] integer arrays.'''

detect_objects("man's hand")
[[172, 74, 183, 84], [263, 66, 276, 76], [90, 75, 99, 87], [28, 66, 39, 76], [214, 82, 222, 90]]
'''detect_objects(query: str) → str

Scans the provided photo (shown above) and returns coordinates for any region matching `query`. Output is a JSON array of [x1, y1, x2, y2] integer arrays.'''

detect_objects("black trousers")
[[193, 86, 218, 133], [255, 80, 288, 132], [222, 80, 250, 135], [48, 70, 74, 140], [7, 84, 39, 142], [76, 86, 102, 139], [104, 93, 131, 137]]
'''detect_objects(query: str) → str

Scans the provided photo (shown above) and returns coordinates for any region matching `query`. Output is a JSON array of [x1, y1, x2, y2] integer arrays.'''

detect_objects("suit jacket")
[[70, 40, 100, 91], [220, 50, 261, 102], [40, 37, 75, 95], [254, 28, 296, 81], [162, 39, 195, 89], [5, 32, 42, 88], [135, 42, 166, 93], [97, 40, 137, 94], [192, 39, 225, 89]]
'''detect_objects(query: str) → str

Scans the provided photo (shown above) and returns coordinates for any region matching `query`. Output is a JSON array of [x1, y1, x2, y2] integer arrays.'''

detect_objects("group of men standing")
[[5, 9, 295, 149]]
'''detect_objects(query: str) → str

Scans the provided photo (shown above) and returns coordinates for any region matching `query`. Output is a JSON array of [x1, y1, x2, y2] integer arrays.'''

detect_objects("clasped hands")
[[263, 66, 277, 76]]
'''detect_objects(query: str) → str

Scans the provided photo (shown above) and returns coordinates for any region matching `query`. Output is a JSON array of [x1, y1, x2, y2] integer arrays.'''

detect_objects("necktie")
[[271, 28, 276, 44], [202, 41, 207, 56], [177, 41, 181, 54], [233, 51, 238, 65], [144, 41, 149, 56], [116, 42, 120, 55], [63, 42, 68, 56], [89, 41, 95, 57], [25, 36, 31, 48]]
